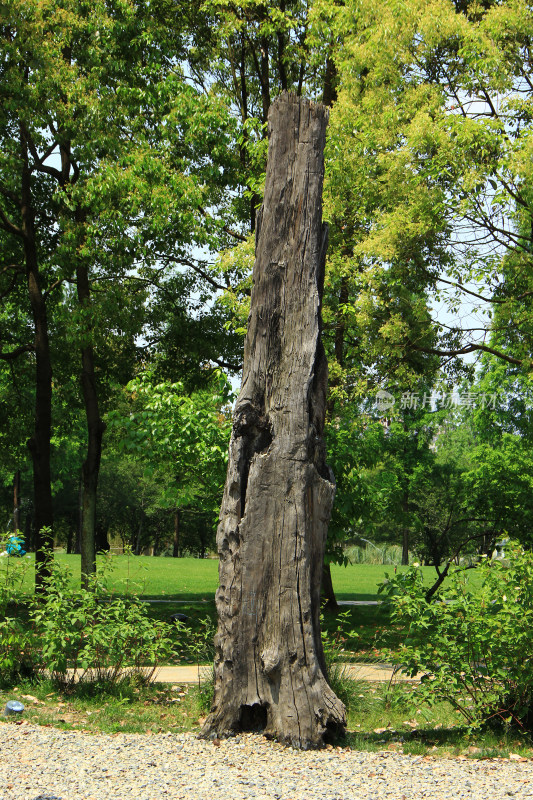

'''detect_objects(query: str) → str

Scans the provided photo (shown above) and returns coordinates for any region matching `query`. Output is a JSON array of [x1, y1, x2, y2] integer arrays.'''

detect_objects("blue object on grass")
[[5, 534, 26, 557]]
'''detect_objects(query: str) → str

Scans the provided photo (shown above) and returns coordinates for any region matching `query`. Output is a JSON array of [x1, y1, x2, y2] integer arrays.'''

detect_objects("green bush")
[[380, 543, 533, 731], [0, 548, 176, 688]]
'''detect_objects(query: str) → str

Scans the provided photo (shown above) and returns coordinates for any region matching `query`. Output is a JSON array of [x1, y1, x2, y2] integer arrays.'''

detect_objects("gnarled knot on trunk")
[[261, 647, 281, 677]]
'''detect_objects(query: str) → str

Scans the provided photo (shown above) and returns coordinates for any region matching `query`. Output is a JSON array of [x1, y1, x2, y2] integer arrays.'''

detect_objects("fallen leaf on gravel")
[[509, 753, 528, 762]]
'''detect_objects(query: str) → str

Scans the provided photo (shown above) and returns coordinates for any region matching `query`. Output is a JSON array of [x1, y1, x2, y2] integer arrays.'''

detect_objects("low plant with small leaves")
[[380, 543, 533, 731]]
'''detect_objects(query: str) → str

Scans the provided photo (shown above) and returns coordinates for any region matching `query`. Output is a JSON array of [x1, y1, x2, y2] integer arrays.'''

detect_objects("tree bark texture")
[[203, 93, 346, 748]]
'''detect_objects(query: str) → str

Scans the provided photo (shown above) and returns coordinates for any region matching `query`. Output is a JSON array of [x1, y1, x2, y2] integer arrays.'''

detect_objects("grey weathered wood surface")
[[203, 93, 345, 748]]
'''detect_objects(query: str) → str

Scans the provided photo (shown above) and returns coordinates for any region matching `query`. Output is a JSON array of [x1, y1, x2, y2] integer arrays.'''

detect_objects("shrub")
[[32, 555, 175, 687], [0, 548, 176, 688], [379, 543, 533, 730]]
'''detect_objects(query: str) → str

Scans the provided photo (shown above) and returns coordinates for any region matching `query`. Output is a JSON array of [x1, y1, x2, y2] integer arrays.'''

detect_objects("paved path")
[[153, 663, 419, 684], [60, 663, 419, 685]]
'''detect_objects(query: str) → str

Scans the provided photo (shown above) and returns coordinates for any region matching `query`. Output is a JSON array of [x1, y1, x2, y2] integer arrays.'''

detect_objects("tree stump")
[[202, 93, 346, 748]]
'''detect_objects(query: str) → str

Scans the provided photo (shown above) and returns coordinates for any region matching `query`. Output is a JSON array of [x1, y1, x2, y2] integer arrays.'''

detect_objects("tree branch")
[[43, 278, 64, 300], [425, 529, 495, 601], [198, 206, 247, 242], [409, 341, 524, 366], [435, 275, 500, 303], [20, 123, 62, 182], [211, 355, 242, 372], [0, 207, 24, 238], [0, 343, 35, 361]]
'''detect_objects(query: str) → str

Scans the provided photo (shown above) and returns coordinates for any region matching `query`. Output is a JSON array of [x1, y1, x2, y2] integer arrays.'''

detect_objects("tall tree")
[[0, 0, 235, 582], [323, 0, 533, 372]]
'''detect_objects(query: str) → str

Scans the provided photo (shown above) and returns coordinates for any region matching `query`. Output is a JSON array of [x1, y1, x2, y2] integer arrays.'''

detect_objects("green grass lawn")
[[7, 552, 474, 601]]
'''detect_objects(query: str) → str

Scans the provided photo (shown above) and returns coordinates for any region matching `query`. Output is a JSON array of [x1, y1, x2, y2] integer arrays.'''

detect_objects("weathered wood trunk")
[[202, 93, 346, 749]]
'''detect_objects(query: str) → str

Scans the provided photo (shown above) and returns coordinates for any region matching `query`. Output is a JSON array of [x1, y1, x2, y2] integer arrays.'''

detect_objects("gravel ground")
[[1, 722, 533, 800]]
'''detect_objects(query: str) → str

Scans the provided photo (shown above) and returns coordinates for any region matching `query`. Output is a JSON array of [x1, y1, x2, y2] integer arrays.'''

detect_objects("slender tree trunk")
[[95, 522, 110, 553], [21, 141, 54, 586], [13, 470, 21, 533], [135, 514, 143, 556], [75, 472, 82, 555], [24, 511, 33, 552], [76, 257, 105, 588], [260, 37, 271, 124], [203, 94, 346, 749], [402, 489, 409, 565], [321, 57, 341, 609], [321, 563, 339, 610], [402, 529, 409, 565], [173, 510, 180, 557], [322, 57, 338, 108]]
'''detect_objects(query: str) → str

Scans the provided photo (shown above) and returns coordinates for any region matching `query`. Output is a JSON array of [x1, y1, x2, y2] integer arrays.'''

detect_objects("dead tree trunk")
[[203, 93, 346, 749]]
